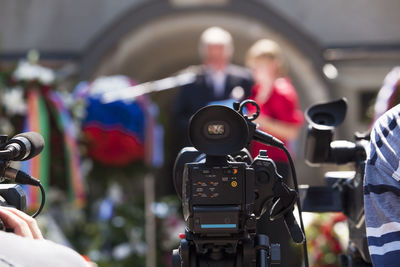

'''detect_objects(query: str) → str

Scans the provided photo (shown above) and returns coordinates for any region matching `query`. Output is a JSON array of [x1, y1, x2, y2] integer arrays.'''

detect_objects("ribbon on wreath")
[[21, 89, 86, 208], [3, 61, 86, 209], [48, 91, 86, 207], [20, 89, 50, 208]]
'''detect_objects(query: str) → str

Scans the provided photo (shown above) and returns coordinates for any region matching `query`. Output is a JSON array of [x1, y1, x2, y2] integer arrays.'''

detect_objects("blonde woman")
[[246, 39, 303, 162]]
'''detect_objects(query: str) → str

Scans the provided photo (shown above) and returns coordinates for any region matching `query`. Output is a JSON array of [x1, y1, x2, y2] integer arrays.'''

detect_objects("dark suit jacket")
[[173, 64, 253, 147]]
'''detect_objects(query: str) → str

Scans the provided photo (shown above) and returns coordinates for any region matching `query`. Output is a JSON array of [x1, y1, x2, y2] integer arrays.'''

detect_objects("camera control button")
[[223, 169, 232, 174]]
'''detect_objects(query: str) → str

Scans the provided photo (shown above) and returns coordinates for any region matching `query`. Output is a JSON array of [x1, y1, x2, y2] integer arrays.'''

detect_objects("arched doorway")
[[81, 0, 329, 105], [80, 0, 330, 185]]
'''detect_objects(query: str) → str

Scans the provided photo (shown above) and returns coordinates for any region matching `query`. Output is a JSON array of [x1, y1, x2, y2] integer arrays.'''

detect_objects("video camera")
[[171, 100, 306, 267], [300, 98, 371, 267], [0, 132, 46, 231]]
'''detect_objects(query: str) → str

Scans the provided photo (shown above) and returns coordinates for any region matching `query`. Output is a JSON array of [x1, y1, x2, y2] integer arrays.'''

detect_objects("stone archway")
[[81, 0, 330, 106], [80, 0, 330, 185], [91, 11, 329, 106]]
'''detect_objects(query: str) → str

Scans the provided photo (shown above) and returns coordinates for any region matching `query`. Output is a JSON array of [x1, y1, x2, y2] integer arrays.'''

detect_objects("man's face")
[[204, 44, 229, 71]]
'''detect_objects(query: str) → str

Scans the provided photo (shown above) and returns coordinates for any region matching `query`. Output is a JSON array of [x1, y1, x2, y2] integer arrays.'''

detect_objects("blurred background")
[[1, 0, 400, 266]]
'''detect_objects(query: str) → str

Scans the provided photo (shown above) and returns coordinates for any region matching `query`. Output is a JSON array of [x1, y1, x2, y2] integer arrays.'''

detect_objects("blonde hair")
[[199, 27, 234, 59], [246, 39, 286, 76]]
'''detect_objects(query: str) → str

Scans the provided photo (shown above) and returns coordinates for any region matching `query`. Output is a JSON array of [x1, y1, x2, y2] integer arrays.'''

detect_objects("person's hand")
[[0, 206, 43, 239]]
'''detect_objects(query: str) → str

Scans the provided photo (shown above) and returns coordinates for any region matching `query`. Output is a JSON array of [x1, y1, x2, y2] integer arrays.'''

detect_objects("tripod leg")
[[257, 248, 268, 267], [172, 238, 193, 267], [255, 235, 270, 267], [172, 249, 181, 267]]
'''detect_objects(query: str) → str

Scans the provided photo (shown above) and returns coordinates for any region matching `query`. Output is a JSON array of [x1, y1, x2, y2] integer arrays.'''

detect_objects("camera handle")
[[238, 100, 260, 121], [270, 180, 305, 244], [235, 100, 284, 149]]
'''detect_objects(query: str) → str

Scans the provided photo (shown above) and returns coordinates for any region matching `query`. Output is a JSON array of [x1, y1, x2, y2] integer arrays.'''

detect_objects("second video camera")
[[300, 98, 371, 266]]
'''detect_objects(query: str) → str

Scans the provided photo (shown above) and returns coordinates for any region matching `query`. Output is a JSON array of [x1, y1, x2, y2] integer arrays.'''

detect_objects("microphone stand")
[[101, 72, 196, 103]]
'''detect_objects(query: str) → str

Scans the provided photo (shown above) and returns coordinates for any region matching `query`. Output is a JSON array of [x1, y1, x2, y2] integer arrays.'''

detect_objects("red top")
[[249, 78, 304, 162]]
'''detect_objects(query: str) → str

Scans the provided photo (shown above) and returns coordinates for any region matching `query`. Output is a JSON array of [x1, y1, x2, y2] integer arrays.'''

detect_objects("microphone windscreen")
[[14, 132, 45, 160]]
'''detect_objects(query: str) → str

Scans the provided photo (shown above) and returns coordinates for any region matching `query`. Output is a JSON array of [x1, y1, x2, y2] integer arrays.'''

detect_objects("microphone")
[[254, 129, 284, 148], [1, 132, 44, 161], [1, 166, 45, 218], [2, 167, 40, 186]]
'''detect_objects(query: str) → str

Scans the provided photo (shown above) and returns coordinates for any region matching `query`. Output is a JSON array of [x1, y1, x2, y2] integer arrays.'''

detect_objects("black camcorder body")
[[172, 101, 303, 267], [177, 148, 284, 237], [0, 183, 26, 211], [0, 132, 46, 231], [0, 133, 30, 214], [0, 182, 27, 231]]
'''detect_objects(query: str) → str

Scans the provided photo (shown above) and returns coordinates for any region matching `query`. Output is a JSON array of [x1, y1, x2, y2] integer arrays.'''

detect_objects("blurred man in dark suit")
[[174, 27, 253, 147]]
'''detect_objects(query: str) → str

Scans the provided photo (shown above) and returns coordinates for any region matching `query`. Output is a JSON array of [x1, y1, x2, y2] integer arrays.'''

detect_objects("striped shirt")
[[364, 104, 400, 266]]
